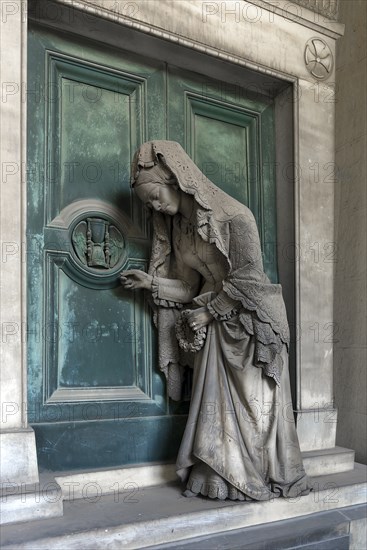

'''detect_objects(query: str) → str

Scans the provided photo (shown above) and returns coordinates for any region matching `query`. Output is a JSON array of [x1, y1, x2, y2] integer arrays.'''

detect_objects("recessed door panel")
[[168, 66, 278, 282]]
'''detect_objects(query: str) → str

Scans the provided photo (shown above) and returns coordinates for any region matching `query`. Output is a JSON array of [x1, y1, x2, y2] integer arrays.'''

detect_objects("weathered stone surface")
[[302, 446, 355, 476], [293, 0, 339, 20], [0, 478, 63, 526], [334, 0, 367, 465], [0, 429, 39, 487], [0, 466, 366, 549]]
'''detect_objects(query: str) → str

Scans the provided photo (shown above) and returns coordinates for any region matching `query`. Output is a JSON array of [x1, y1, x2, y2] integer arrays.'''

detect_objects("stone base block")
[[0, 428, 39, 486], [302, 446, 355, 477], [296, 408, 338, 452], [0, 478, 64, 525]]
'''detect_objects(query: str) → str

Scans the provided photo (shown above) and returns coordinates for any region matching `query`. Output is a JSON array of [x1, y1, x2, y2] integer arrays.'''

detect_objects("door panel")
[[168, 66, 278, 282], [28, 24, 278, 471], [28, 26, 173, 471]]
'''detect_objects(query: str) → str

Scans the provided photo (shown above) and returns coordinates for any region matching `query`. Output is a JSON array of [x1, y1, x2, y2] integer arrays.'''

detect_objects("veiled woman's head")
[[132, 160, 181, 216]]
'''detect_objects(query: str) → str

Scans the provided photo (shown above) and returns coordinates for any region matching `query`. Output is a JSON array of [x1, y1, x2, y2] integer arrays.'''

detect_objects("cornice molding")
[[50, 0, 298, 83], [293, 0, 338, 21], [248, 0, 344, 38]]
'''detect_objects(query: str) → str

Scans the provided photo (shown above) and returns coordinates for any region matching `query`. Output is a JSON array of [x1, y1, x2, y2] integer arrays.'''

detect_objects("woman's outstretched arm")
[[120, 261, 201, 305]]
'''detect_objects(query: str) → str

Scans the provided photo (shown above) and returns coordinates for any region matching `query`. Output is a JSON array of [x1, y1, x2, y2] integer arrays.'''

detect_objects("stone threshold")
[[53, 445, 355, 500], [0, 446, 357, 527], [0, 464, 366, 549]]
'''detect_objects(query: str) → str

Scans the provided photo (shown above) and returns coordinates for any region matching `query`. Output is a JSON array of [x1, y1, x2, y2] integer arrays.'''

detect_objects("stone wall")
[[334, 0, 367, 464], [294, 0, 339, 20]]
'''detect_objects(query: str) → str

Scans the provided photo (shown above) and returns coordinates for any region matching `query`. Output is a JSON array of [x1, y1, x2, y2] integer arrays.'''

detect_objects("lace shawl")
[[131, 141, 290, 395]]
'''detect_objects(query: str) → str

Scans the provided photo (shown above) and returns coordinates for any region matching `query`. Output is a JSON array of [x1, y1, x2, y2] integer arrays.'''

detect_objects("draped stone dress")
[[151, 213, 311, 501]]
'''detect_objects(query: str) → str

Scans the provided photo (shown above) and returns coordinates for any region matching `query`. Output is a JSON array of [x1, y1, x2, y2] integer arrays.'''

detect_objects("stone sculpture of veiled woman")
[[120, 140, 312, 501]]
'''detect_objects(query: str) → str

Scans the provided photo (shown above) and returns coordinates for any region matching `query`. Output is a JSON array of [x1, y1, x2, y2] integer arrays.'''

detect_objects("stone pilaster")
[[0, 0, 39, 486]]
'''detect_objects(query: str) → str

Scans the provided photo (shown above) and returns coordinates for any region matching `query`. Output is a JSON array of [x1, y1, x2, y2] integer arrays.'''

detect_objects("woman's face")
[[135, 182, 181, 216]]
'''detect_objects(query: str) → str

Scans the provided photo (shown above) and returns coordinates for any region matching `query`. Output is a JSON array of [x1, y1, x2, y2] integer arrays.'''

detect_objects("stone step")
[[302, 446, 355, 477], [0, 478, 63, 526], [0, 465, 366, 549], [53, 446, 355, 503], [145, 507, 364, 549], [0, 447, 355, 526]]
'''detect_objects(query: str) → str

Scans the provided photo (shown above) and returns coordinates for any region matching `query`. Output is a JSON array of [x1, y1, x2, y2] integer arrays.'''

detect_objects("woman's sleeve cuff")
[[207, 301, 237, 321], [207, 290, 240, 320], [151, 277, 183, 308]]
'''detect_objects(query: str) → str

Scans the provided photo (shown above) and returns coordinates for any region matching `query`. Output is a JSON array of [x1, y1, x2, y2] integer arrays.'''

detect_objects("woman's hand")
[[186, 307, 213, 331], [120, 269, 153, 290]]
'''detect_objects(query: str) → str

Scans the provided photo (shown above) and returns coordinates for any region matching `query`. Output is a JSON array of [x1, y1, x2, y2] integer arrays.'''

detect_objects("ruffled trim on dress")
[[222, 280, 290, 346], [185, 462, 312, 502], [206, 302, 238, 321], [185, 462, 252, 501], [238, 311, 285, 386]]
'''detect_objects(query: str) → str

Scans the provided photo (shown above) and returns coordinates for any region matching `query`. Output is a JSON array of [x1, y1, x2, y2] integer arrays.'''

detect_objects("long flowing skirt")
[[176, 313, 311, 501]]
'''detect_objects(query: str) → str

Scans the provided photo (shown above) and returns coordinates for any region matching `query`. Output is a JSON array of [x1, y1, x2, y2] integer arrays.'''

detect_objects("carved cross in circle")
[[304, 38, 334, 80]]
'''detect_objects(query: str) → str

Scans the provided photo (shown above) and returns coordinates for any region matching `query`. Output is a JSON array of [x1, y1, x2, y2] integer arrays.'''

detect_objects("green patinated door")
[[28, 24, 277, 471]]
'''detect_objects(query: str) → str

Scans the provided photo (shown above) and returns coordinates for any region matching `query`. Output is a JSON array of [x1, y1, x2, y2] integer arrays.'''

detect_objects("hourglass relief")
[[72, 217, 124, 270], [46, 199, 135, 289]]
